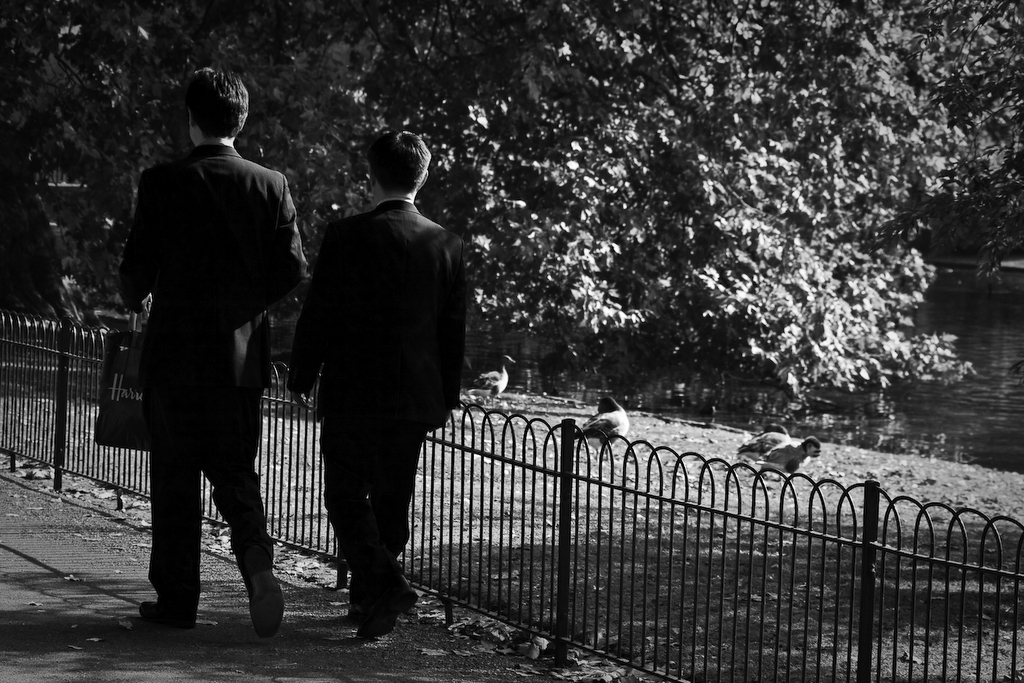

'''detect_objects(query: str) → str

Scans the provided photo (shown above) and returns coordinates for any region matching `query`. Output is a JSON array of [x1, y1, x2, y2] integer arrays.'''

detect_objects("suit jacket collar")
[[188, 144, 242, 160], [375, 199, 420, 214]]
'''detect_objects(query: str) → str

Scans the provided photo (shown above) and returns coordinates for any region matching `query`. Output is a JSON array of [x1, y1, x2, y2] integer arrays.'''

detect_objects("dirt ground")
[[498, 391, 1024, 524]]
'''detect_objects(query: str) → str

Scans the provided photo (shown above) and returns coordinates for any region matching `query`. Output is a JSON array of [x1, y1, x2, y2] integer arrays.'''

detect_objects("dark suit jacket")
[[119, 144, 307, 388], [287, 200, 466, 428]]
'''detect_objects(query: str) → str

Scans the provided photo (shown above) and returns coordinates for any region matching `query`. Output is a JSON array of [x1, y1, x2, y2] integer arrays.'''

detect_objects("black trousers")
[[142, 385, 273, 616], [320, 414, 427, 607]]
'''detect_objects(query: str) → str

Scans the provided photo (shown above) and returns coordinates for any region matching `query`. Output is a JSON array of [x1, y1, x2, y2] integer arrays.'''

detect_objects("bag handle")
[[130, 294, 151, 332]]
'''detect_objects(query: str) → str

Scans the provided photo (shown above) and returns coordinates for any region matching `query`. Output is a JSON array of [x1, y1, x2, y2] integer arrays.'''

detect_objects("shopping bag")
[[94, 317, 151, 450]]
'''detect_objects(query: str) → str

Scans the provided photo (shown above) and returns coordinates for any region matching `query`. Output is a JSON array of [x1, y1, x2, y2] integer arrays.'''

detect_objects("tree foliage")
[[2, 0, 990, 398], [359, 0, 972, 395], [877, 0, 1024, 277]]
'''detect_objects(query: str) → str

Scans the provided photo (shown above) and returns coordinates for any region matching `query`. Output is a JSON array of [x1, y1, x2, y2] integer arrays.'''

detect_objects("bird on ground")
[[737, 424, 790, 459], [467, 355, 515, 403], [581, 397, 630, 451], [756, 435, 822, 474]]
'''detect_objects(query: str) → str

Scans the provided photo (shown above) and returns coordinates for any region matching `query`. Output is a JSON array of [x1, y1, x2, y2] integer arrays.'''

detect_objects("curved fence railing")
[[2, 309, 1023, 682]]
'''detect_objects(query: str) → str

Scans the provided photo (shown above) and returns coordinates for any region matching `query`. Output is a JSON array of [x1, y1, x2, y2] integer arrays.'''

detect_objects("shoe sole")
[[356, 588, 418, 639], [249, 570, 284, 638]]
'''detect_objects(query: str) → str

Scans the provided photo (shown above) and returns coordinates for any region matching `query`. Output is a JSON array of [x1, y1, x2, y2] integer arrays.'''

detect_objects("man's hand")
[[291, 391, 315, 410]]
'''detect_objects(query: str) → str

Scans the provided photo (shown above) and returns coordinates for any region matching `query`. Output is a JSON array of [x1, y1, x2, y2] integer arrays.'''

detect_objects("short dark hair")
[[185, 68, 249, 138], [368, 131, 431, 193]]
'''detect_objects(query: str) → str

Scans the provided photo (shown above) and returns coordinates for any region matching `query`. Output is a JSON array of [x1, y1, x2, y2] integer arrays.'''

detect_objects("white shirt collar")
[[375, 194, 416, 206]]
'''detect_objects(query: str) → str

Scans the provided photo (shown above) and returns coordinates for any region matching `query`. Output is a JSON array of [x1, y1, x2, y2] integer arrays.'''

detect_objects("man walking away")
[[288, 130, 466, 639], [120, 67, 307, 638]]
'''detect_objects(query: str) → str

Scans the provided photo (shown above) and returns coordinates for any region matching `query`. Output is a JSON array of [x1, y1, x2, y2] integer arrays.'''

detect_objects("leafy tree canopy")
[[876, 0, 1024, 275], [6, 0, 1011, 400]]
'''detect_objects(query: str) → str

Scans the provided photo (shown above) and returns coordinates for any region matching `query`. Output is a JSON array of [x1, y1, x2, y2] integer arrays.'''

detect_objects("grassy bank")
[[494, 391, 1024, 524]]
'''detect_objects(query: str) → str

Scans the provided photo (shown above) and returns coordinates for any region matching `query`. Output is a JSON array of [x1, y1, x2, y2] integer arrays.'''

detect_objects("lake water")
[[843, 264, 1024, 473], [274, 265, 1024, 474]]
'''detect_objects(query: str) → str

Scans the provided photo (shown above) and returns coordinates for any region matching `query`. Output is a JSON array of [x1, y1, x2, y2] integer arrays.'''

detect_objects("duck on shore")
[[581, 397, 630, 451], [467, 355, 515, 403], [755, 435, 822, 474], [736, 424, 791, 459]]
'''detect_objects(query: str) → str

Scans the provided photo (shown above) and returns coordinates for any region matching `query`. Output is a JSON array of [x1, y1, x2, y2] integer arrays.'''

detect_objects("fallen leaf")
[[86, 637, 103, 642], [419, 648, 447, 656], [68, 645, 83, 650], [118, 620, 133, 630], [517, 642, 541, 659], [63, 575, 82, 582]]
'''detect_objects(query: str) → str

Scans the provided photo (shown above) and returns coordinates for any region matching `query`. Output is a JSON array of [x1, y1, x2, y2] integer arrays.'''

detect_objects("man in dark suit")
[[119, 67, 306, 638], [288, 130, 466, 639]]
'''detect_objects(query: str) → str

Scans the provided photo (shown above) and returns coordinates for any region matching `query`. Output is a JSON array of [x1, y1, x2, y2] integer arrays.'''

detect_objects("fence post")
[[855, 479, 880, 683], [554, 418, 576, 667], [52, 318, 72, 492], [2, 311, 18, 473]]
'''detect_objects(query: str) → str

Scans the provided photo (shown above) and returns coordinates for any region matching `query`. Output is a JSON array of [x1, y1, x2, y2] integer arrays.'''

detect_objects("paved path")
[[0, 465, 555, 683]]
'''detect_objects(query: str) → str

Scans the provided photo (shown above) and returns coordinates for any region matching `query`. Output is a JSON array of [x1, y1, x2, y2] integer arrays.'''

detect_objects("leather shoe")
[[356, 578, 418, 639], [242, 546, 284, 638], [347, 602, 369, 624], [139, 601, 196, 629], [248, 568, 284, 638]]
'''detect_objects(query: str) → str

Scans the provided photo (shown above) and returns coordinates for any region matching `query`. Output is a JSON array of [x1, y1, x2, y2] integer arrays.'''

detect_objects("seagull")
[[467, 355, 515, 403], [737, 424, 790, 459], [756, 436, 822, 474], [581, 397, 630, 451]]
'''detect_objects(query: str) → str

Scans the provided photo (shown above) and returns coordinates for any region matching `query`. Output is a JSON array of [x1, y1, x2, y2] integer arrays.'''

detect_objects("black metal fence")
[[3, 309, 1023, 682]]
